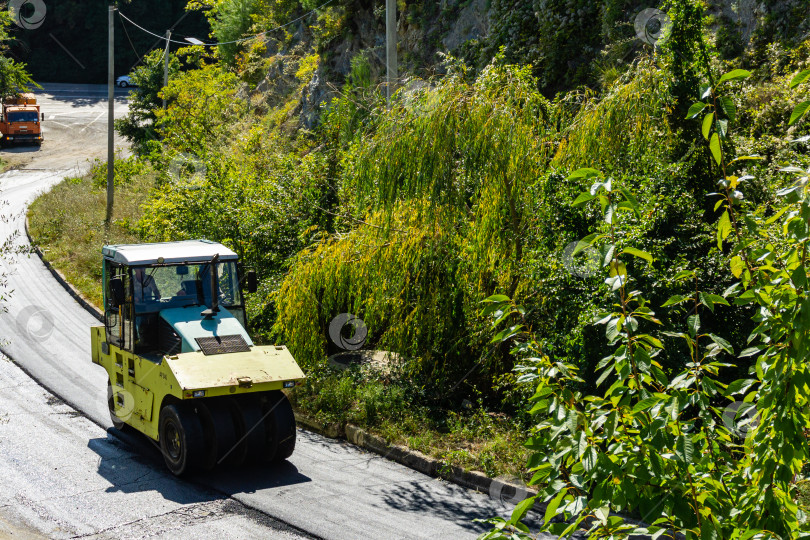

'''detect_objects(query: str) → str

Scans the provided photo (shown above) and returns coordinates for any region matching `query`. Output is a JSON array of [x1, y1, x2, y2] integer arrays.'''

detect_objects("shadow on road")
[[88, 430, 312, 504], [377, 480, 545, 535], [1, 146, 41, 156], [38, 95, 130, 108], [193, 460, 313, 494], [377, 480, 494, 535], [34, 87, 130, 108]]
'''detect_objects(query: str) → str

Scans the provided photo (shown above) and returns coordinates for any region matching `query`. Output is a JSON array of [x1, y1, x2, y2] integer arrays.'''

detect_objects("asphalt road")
[[0, 84, 529, 539]]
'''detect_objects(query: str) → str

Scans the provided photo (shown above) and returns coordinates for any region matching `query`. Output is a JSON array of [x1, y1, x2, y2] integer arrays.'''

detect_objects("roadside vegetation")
[[27, 158, 153, 307], [25, 0, 810, 535]]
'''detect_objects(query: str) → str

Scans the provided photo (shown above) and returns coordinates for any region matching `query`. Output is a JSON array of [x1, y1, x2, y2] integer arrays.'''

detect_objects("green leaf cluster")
[[480, 68, 810, 539]]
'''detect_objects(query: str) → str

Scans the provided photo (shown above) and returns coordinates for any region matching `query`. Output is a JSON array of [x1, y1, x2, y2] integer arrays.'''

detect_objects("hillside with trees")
[[25, 0, 810, 536]]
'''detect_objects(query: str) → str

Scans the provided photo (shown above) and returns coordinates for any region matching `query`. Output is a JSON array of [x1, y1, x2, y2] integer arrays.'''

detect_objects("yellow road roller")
[[90, 239, 305, 475]]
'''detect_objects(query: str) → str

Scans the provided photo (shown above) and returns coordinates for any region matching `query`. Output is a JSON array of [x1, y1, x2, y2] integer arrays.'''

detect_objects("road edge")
[[293, 413, 532, 496], [24, 216, 534, 504], [25, 215, 103, 323]]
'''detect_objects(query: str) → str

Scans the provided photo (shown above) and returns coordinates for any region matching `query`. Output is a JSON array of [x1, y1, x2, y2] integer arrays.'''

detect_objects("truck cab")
[[0, 94, 43, 146], [103, 240, 250, 358]]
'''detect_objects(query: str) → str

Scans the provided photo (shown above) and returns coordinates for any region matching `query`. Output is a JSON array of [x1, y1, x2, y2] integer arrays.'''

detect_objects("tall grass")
[[27, 172, 153, 307]]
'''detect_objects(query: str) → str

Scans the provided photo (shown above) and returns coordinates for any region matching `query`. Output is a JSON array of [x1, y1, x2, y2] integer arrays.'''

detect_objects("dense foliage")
[[112, 0, 810, 422], [26, 0, 810, 532], [479, 67, 810, 537]]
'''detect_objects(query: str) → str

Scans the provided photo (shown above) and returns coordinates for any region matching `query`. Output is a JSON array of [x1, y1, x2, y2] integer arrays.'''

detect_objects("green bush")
[[276, 51, 761, 413], [480, 66, 810, 537]]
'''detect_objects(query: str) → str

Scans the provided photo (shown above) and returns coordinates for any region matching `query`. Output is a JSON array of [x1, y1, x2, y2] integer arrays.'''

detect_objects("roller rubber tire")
[[159, 403, 204, 476], [198, 399, 238, 470], [263, 391, 296, 462], [231, 396, 267, 465]]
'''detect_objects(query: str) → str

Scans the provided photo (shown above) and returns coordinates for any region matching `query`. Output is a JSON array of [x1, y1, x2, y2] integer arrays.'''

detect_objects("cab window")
[[103, 260, 133, 351], [8, 111, 38, 123]]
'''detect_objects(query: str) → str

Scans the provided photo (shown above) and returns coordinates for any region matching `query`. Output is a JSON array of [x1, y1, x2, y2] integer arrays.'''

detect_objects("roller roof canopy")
[[102, 239, 238, 266]]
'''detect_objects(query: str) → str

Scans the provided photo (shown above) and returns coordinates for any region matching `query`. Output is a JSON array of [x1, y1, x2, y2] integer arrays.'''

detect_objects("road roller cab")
[[90, 239, 305, 475]]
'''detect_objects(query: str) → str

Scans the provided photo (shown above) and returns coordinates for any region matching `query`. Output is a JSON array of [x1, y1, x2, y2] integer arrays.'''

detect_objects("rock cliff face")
[[442, 0, 490, 51], [713, 0, 760, 44], [285, 0, 807, 126], [292, 0, 490, 126]]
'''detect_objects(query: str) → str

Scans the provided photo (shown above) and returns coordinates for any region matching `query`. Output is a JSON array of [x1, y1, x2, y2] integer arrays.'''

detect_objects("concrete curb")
[[25, 213, 535, 502], [24, 216, 104, 323], [293, 411, 343, 439], [296, 413, 534, 498]]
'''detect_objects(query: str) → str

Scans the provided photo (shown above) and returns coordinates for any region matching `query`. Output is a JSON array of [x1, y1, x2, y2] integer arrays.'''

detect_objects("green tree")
[[211, 0, 257, 65], [479, 66, 810, 540], [155, 63, 242, 154], [115, 45, 211, 154], [190, 0, 269, 65], [0, 10, 38, 98], [115, 49, 181, 153], [0, 56, 39, 98]]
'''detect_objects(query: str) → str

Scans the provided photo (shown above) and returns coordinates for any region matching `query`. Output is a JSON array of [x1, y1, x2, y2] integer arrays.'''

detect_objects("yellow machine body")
[[91, 328, 305, 440]]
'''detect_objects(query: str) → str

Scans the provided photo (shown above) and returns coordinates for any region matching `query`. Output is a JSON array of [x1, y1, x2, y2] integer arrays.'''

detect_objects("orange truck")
[[0, 93, 44, 146]]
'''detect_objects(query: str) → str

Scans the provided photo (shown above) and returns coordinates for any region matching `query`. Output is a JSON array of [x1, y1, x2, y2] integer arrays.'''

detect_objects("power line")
[[117, 11, 195, 45], [119, 13, 142, 64], [122, 10, 192, 71], [118, 0, 333, 48]]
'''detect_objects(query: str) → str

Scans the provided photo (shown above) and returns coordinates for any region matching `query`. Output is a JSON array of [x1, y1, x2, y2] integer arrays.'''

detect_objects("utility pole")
[[105, 4, 115, 225], [385, 0, 397, 105], [163, 30, 171, 110]]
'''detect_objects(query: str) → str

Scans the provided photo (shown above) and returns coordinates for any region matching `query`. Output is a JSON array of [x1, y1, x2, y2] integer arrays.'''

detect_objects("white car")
[[116, 75, 134, 88]]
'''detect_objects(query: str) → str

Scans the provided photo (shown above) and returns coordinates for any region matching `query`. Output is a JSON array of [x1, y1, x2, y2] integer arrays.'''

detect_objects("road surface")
[[0, 84, 527, 539]]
